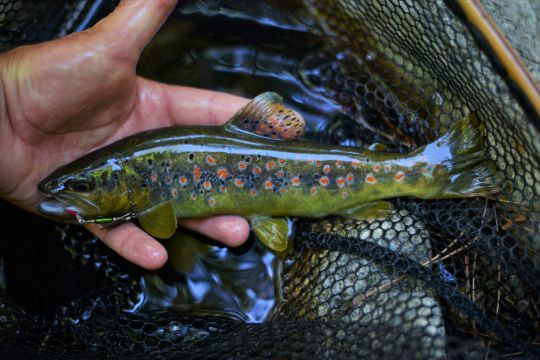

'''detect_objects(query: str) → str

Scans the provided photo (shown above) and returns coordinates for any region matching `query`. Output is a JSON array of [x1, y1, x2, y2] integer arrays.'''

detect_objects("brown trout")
[[38, 93, 500, 251]]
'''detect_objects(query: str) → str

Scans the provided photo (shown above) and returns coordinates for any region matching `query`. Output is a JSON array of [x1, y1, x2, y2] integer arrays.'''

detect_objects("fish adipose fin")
[[250, 216, 290, 252], [225, 92, 306, 140], [426, 113, 501, 198], [335, 201, 394, 221], [138, 201, 177, 239]]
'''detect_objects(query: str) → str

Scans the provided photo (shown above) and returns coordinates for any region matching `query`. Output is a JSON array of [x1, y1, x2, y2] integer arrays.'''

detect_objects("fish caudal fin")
[[427, 113, 501, 198]]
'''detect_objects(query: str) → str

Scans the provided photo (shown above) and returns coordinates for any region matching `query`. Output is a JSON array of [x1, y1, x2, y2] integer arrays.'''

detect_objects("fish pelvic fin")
[[425, 113, 501, 198], [225, 92, 306, 140], [250, 216, 291, 252]]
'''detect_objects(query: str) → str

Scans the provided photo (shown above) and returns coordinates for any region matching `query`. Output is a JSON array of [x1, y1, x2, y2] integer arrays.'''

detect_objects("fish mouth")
[[38, 194, 100, 221], [38, 198, 73, 220]]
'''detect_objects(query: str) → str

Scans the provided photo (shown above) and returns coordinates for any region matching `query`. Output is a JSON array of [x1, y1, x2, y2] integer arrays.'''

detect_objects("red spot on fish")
[[384, 165, 392, 173], [308, 159, 314, 165], [366, 173, 377, 184], [278, 159, 286, 166], [336, 177, 346, 188], [253, 165, 262, 176], [250, 189, 258, 196], [347, 173, 355, 185], [193, 165, 201, 182], [310, 186, 318, 195], [316, 160, 322, 166], [373, 164, 381, 172], [336, 160, 343, 168], [279, 186, 287, 194], [208, 197, 216, 207], [206, 155, 217, 166], [219, 184, 227, 193], [171, 189, 178, 198], [165, 176, 172, 185], [266, 161, 276, 170], [323, 164, 331, 174], [264, 179, 274, 190], [150, 173, 158, 182], [217, 167, 228, 180], [352, 160, 359, 169], [319, 176, 330, 186], [238, 161, 247, 171], [395, 171, 405, 182], [179, 176, 188, 186], [291, 176, 301, 186], [234, 178, 244, 187], [275, 170, 284, 179], [203, 180, 212, 191]]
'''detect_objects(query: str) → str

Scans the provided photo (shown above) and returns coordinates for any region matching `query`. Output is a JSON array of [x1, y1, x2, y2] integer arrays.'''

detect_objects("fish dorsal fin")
[[250, 216, 290, 252], [225, 92, 306, 140], [138, 201, 177, 239]]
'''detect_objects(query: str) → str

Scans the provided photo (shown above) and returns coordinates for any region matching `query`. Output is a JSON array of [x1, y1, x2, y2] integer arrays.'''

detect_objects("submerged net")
[[1, 0, 539, 358]]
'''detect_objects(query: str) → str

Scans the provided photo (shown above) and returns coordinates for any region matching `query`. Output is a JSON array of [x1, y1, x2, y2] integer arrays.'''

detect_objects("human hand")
[[0, 0, 250, 269]]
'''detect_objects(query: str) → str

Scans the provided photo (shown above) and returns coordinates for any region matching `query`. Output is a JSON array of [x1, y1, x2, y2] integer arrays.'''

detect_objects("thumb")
[[91, 0, 178, 61]]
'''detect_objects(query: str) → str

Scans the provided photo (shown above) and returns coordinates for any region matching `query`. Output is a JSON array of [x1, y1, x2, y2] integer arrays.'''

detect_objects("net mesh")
[[1, 0, 539, 358]]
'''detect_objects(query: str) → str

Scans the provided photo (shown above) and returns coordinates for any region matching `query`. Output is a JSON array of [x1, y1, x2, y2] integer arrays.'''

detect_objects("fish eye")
[[70, 179, 92, 192]]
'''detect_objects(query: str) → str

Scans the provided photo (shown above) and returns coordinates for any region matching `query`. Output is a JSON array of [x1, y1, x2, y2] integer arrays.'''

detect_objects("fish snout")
[[38, 178, 65, 195]]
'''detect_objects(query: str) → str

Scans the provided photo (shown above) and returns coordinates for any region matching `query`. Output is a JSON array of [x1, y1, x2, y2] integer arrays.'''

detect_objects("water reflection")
[[143, 231, 276, 323]]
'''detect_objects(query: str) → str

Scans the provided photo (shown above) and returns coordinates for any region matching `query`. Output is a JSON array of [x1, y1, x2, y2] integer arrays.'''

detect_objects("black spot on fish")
[[189, 153, 195, 161], [147, 159, 153, 166]]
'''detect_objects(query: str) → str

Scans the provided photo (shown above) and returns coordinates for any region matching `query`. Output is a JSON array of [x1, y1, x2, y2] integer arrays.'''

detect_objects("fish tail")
[[427, 113, 501, 198]]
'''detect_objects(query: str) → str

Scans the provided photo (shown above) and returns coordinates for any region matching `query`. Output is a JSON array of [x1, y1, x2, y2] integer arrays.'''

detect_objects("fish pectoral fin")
[[335, 201, 395, 221], [138, 201, 177, 239], [250, 216, 290, 252], [224, 92, 306, 140]]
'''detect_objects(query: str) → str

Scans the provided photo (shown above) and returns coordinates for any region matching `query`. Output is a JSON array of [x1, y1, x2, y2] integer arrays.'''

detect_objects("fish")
[[38, 92, 500, 251]]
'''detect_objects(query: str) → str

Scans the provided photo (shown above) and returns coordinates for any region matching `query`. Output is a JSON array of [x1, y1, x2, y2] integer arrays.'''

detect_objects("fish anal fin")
[[367, 142, 388, 152], [225, 92, 305, 140], [335, 201, 394, 221], [250, 216, 290, 252], [138, 201, 177, 239]]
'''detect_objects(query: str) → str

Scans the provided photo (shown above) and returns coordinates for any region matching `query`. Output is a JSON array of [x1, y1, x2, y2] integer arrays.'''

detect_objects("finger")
[[180, 216, 250, 247], [135, 78, 250, 128], [93, 0, 179, 59], [86, 222, 168, 270]]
